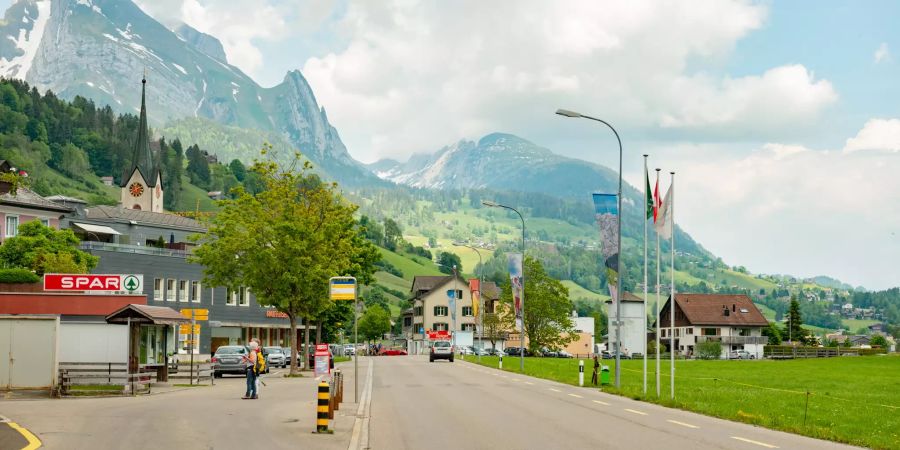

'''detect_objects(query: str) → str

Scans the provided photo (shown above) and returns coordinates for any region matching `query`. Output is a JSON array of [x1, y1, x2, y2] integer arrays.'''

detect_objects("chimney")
[[732, 304, 736, 312], [723, 306, 730, 317]]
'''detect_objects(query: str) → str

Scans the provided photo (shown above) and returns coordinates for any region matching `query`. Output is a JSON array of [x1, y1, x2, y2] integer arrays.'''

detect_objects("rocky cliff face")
[[0, 0, 375, 185]]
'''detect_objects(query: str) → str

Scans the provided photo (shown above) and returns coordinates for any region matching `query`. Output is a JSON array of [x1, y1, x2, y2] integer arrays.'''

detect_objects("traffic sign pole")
[[329, 276, 358, 403]]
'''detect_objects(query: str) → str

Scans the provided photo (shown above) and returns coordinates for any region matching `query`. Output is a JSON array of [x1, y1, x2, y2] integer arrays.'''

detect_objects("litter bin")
[[600, 365, 610, 385]]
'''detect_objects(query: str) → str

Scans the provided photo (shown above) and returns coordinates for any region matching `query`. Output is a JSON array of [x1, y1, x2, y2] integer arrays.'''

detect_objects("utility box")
[[600, 365, 611, 385], [0, 315, 60, 391]]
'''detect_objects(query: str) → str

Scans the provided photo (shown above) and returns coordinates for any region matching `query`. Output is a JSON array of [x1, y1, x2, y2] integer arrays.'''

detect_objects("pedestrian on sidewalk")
[[243, 340, 259, 399], [591, 355, 599, 386]]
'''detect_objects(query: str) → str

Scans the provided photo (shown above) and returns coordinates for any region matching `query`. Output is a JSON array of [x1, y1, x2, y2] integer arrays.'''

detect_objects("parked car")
[[505, 347, 533, 357], [475, 348, 491, 356], [212, 345, 251, 377], [630, 352, 643, 359], [556, 350, 573, 358], [265, 347, 286, 368], [459, 346, 474, 355], [730, 350, 754, 360], [344, 345, 356, 356], [487, 348, 505, 356], [430, 340, 454, 362], [541, 348, 559, 358], [601, 351, 613, 359]]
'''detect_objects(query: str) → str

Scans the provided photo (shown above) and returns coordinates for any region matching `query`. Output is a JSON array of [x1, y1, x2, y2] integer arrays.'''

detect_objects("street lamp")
[[555, 108, 624, 388], [482, 200, 525, 372], [454, 242, 484, 362]]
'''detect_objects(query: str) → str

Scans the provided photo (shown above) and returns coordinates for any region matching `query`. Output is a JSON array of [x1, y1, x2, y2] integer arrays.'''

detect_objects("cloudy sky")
[[20, 0, 900, 289]]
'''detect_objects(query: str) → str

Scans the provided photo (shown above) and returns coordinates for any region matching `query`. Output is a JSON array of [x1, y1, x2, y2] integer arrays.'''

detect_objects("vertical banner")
[[447, 289, 457, 324], [592, 193, 619, 303], [507, 253, 524, 331], [469, 279, 481, 318]]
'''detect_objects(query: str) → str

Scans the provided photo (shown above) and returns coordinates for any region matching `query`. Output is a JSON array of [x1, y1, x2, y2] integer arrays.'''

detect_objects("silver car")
[[429, 341, 454, 362], [265, 347, 286, 368], [213, 345, 250, 377]]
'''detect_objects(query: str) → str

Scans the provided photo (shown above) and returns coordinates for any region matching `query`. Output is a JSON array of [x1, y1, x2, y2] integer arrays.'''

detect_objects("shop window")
[[166, 279, 176, 302], [462, 306, 473, 317], [434, 306, 448, 317], [153, 278, 163, 301], [191, 281, 201, 303], [178, 280, 188, 302]]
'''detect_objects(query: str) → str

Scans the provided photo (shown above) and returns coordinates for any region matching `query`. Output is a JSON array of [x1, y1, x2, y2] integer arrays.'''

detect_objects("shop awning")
[[106, 304, 189, 325], [73, 222, 121, 235]]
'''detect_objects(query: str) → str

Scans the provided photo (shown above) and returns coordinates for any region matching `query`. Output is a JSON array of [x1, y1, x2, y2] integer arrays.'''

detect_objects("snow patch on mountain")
[[172, 63, 187, 75], [0, 0, 50, 78]]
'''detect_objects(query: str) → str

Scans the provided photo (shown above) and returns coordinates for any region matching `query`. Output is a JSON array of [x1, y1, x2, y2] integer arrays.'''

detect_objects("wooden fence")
[[763, 346, 870, 359], [167, 362, 216, 385], [57, 362, 156, 397]]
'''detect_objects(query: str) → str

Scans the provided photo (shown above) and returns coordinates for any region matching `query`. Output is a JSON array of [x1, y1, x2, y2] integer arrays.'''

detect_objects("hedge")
[[0, 268, 40, 284]]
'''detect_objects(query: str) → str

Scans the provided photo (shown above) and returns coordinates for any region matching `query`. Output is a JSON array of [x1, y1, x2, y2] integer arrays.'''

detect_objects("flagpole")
[[642, 155, 649, 396], [655, 168, 661, 398], [669, 171, 676, 400]]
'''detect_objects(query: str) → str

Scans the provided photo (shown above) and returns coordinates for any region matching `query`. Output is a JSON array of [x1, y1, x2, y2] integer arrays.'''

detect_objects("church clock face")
[[155, 184, 161, 199], [129, 182, 144, 197]]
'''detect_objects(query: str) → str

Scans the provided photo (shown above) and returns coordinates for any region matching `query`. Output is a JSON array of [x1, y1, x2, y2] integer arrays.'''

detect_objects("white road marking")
[[730, 437, 778, 448], [524, 382, 534, 385], [625, 408, 648, 416], [568, 393, 583, 398], [548, 388, 561, 392], [667, 419, 699, 429], [592, 400, 610, 406]]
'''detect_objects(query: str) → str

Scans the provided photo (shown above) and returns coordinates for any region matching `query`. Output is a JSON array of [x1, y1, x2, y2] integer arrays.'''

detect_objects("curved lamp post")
[[454, 242, 484, 362], [555, 108, 624, 388], [482, 200, 525, 372]]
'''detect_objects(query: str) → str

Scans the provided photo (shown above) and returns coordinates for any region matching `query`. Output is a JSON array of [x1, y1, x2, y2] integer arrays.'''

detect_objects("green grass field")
[[378, 247, 443, 281], [562, 280, 610, 302], [471, 355, 900, 449], [843, 319, 880, 331]]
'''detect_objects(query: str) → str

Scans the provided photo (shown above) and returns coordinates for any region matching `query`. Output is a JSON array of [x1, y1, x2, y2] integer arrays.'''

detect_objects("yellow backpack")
[[255, 350, 267, 374]]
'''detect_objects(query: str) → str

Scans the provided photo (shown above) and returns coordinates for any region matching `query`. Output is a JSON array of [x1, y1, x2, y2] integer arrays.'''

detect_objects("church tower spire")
[[121, 73, 164, 213]]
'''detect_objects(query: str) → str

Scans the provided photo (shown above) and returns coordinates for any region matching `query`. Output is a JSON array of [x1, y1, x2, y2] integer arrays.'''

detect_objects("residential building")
[[564, 315, 595, 357], [656, 294, 769, 359], [402, 274, 476, 354], [605, 292, 646, 357], [0, 161, 73, 240]]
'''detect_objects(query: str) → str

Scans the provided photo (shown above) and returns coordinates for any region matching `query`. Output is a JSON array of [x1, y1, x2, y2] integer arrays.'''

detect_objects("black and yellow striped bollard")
[[316, 380, 333, 434]]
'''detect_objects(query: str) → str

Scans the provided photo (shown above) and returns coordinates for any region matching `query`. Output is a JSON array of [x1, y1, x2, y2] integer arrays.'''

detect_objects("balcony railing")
[[80, 241, 190, 258], [697, 335, 768, 345]]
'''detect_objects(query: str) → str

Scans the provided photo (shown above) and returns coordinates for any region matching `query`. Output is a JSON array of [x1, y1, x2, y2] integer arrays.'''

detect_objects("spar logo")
[[44, 274, 144, 293]]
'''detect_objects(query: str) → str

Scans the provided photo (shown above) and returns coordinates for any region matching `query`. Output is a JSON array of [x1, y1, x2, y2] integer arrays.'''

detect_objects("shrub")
[[696, 341, 723, 360], [0, 268, 40, 283]]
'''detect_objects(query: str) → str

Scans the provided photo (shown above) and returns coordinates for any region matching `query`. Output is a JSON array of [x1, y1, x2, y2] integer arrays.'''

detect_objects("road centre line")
[[667, 420, 699, 429], [730, 437, 778, 448], [548, 388, 561, 392], [624, 409, 648, 416], [592, 400, 610, 406], [568, 393, 583, 398], [524, 381, 534, 385]]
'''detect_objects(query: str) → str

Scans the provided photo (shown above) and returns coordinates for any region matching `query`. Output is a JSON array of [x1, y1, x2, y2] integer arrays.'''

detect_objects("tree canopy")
[[501, 256, 575, 352], [359, 305, 391, 343], [0, 220, 98, 275], [191, 147, 379, 374]]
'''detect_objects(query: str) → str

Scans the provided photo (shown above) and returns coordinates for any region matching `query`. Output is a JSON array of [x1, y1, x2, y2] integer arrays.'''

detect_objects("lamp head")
[[555, 109, 582, 118], [481, 200, 499, 207]]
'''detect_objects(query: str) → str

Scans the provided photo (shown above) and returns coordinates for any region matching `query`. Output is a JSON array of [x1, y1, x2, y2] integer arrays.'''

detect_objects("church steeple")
[[124, 72, 157, 187], [120, 73, 164, 213]]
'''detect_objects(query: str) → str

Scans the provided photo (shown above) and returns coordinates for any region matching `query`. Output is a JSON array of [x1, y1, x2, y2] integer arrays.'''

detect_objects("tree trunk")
[[288, 314, 298, 376], [304, 318, 311, 371], [316, 319, 322, 344]]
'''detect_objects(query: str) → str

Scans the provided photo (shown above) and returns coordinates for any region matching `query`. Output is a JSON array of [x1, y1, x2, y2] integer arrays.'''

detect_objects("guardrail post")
[[315, 380, 333, 434], [499, 354, 503, 369], [579, 360, 584, 387]]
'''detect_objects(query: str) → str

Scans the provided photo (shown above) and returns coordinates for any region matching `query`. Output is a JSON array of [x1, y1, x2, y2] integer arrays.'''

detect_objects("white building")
[[605, 292, 646, 357], [656, 294, 769, 359]]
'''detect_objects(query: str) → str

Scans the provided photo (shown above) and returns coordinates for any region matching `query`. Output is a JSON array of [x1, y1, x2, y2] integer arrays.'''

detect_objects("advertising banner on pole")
[[447, 289, 457, 324], [507, 253, 524, 331], [592, 193, 619, 304]]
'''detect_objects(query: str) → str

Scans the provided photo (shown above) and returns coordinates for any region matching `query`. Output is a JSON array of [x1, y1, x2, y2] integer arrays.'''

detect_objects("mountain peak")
[[175, 23, 227, 62]]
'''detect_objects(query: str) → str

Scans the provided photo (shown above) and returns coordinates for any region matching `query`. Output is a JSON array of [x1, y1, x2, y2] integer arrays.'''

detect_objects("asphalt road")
[[369, 355, 860, 450]]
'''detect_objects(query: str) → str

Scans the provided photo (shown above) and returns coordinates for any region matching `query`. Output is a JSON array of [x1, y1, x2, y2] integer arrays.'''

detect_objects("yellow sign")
[[179, 324, 201, 335], [329, 277, 356, 300], [180, 308, 210, 321]]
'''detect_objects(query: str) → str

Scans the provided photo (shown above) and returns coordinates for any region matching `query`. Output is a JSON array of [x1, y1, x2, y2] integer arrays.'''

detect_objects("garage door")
[[0, 316, 59, 390]]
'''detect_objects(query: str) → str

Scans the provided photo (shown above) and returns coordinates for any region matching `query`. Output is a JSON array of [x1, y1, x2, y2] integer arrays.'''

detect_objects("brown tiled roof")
[[410, 275, 453, 293], [673, 294, 768, 326], [481, 281, 501, 300], [86, 205, 205, 231], [604, 291, 644, 304]]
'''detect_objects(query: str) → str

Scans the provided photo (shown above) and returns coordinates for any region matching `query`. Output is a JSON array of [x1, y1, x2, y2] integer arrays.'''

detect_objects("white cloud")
[[660, 125, 900, 290], [874, 42, 891, 63], [299, 1, 838, 163], [843, 118, 900, 153]]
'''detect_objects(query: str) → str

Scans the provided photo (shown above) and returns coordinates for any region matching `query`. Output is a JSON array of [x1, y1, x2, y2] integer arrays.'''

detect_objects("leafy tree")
[[383, 218, 402, 251], [762, 322, 783, 346], [501, 257, 576, 353], [364, 287, 389, 312], [696, 341, 722, 359], [358, 305, 391, 343], [191, 148, 378, 375], [0, 220, 98, 275], [185, 144, 210, 187], [784, 297, 807, 344], [437, 251, 462, 274], [229, 159, 247, 181], [870, 335, 888, 348]]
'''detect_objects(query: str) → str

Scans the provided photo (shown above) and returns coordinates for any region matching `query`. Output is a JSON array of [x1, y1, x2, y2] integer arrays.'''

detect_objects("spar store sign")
[[44, 274, 144, 293]]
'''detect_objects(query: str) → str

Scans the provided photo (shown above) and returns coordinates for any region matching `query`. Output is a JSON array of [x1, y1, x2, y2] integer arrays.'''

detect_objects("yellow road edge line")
[[592, 400, 610, 406], [730, 437, 778, 448], [568, 393, 583, 398], [624, 408, 648, 416], [667, 419, 699, 429], [8, 422, 41, 450]]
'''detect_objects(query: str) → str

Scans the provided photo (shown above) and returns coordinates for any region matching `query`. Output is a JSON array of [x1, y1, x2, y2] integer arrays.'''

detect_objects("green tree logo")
[[123, 275, 140, 292]]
